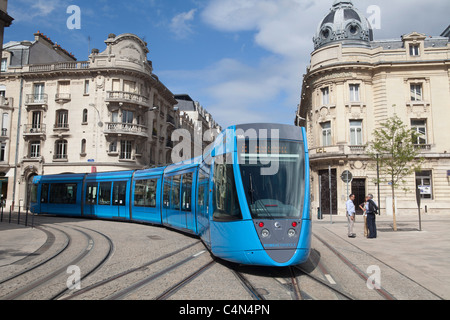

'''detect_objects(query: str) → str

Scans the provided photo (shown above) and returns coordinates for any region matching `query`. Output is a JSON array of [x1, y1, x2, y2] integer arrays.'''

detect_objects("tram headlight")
[[288, 228, 296, 238], [261, 229, 270, 238]]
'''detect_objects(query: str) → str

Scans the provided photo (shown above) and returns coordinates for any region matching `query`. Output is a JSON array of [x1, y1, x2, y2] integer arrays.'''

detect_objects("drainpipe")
[[11, 77, 24, 211]]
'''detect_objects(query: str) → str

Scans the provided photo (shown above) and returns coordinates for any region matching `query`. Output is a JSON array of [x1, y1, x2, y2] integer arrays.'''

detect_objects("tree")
[[367, 114, 423, 231]]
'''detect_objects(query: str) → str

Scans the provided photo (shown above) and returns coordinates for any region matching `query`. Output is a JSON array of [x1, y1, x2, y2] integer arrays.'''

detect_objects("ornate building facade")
[[296, 1, 450, 216], [0, 32, 214, 209]]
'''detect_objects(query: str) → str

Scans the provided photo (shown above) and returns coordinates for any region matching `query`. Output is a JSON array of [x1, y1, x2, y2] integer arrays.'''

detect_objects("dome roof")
[[313, 0, 373, 50]]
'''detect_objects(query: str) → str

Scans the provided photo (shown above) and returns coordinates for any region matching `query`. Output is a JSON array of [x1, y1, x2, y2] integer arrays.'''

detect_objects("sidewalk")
[[0, 220, 46, 267], [313, 213, 450, 299]]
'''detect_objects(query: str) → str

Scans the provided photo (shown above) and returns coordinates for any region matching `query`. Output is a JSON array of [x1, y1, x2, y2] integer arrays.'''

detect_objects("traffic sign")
[[341, 170, 353, 183]]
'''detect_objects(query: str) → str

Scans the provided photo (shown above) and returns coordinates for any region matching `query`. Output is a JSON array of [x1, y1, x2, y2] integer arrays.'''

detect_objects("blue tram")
[[30, 123, 311, 267]]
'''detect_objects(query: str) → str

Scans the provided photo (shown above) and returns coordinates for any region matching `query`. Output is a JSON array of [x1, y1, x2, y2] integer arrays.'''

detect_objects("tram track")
[[62, 241, 204, 300], [0, 224, 92, 300], [0, 220, 114, 300]]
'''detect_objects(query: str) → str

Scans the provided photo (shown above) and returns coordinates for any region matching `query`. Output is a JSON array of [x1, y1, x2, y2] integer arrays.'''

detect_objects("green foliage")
[[367, 114, 423, 190]]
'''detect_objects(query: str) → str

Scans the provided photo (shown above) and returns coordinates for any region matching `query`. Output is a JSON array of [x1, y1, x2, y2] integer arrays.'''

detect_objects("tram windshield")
[[239, 140, 305, 219]]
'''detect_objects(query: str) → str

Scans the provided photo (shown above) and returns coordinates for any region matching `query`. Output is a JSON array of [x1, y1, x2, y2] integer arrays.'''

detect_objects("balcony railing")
[[25, 94, 48, 105], [106, 91, 150, 107], [105, 122, 148, 137], [414, 144, 432, 151], [54, 123, 69, 130], [28, 61, 90, 72], [166, 115, 176, 127], [23, 124, 46, 135], [55, 93, 71, 103]]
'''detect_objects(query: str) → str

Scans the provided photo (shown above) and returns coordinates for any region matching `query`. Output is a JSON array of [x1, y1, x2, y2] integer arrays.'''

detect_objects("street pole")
[[376, 154, 381, 215], [329, 165, 332, 224], [416, 187, 422, 231]]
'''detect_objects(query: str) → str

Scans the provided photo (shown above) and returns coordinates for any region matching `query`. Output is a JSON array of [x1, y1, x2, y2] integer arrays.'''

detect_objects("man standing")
[[346, 194, 356, 238], [366, 194, 379, 239]]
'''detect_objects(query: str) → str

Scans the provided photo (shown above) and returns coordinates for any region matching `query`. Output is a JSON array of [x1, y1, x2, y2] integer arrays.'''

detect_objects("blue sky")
[[5, 0, 450, 128]]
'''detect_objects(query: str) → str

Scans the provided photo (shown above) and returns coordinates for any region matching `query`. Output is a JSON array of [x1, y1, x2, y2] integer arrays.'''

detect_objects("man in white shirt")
[[346, 194, 356, 238]]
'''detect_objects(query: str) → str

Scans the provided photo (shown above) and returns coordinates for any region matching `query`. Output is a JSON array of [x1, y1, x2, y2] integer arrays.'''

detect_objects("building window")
[[410, 84, 423, 101], [57, 81, 70, 98], [84, 80, 90, 95], [109, 141, 117, 153], [81, 139, 86, 155], [321, 87, 329, 105], [411, 120, 428, 145], [1, 58, 7, 72], [55, 110, 69, 129], [111, 111, 119, 123], [0, 143, 5, 161], [31, 111, 42, 130], [30, 141, 41, 158], [54, 140, 68, 160], [2, 112, 9, 137], [349, 84, 360, 102], [33, 83, 45, 102], [82, 109, 88, 123], [350, 120, 363, 146], [409, 44, 420, 56], [122, 110, 134, 124], [415, 171, 432, 199], [321, 122, 332, 147], [120, 140, 132, 160]]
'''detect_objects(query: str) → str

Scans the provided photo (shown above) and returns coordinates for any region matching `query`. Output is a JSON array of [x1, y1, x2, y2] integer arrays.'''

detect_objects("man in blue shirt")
[[346, 194, 356, 238]]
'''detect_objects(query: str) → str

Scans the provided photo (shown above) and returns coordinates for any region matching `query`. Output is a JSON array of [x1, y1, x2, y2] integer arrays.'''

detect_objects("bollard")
[[8, 205, 11, 223], [25, 207, 29, 227], [1, 204, 3, 222], [17, 205, 21, 225], [31, 211, 35, 229]]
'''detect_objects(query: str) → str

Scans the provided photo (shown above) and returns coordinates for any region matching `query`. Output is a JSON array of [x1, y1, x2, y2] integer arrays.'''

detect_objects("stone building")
[[296, 1, 450, 216], [0, 0, 13, 58], [0, 32, 195, 208], [175, 94, 221, 159]]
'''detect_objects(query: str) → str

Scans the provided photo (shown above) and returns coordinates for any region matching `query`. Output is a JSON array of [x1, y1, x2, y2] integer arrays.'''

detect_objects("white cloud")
[[201, 0, 318, 58], [163, 0, 449, 128], [9, 0, 69, 23], [170, 9, 198, 39]]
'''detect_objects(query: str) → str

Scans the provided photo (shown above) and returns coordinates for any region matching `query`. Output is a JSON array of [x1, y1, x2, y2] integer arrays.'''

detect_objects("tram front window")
[[239, 140, 305, 219]]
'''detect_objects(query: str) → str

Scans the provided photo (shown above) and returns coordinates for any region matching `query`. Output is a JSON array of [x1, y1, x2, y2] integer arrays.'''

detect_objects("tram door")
[[319, 169, 337, 215], [112, 181, 128, 219]]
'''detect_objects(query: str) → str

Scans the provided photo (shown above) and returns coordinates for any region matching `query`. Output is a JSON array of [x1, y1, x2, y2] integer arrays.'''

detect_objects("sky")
[[4, 0, 450, 129]]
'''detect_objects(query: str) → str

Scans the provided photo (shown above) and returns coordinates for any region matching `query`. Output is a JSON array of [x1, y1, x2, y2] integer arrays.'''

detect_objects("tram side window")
[[171, 175, 181, 210], [99, 182, 111, 205], [163, 178, 171, 208], [113, 181, 127, 206], [181, 173, 193, 212], [134, 179, 157, 207], [213, 162, 242, 221], [86, 183, 98, 205], [49, 183, 77, 204], [197, 170, 209, 213], [41, 183, 49, 203], [30, 184, 38, 203]]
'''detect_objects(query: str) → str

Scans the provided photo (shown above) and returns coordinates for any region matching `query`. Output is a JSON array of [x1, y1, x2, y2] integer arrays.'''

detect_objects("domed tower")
[[313, 0, 373, 50]]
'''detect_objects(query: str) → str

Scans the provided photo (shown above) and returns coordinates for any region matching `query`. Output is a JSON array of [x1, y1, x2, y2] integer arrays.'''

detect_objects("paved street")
[[0, 212, 449, 300]]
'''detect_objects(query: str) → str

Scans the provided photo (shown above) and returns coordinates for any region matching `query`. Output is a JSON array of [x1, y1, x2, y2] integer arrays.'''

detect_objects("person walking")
[[346, 194, 356, 238], [365, 194, 379, 239]]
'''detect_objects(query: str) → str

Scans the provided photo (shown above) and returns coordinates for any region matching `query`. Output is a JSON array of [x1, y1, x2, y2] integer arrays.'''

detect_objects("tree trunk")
[[391, 182, 398, 231]]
